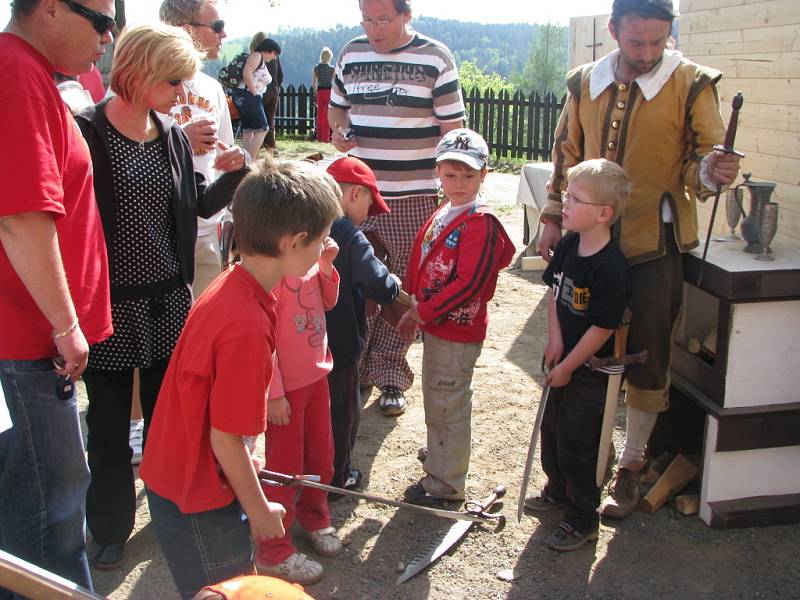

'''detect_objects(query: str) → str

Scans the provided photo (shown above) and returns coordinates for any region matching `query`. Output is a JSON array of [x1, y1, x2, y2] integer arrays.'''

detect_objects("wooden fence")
[[272, 85, 565, 160]]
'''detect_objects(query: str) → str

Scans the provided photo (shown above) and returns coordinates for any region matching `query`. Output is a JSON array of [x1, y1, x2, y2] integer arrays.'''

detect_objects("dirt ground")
[[78, 172, 800, 600]]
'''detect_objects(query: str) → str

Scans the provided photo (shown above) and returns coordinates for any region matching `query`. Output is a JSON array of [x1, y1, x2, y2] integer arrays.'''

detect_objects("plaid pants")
[[359, 194, 439, 391]]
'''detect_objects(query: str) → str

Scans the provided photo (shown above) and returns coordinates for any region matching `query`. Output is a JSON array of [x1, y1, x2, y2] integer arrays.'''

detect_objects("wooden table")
[[671, 237, 800, 528]]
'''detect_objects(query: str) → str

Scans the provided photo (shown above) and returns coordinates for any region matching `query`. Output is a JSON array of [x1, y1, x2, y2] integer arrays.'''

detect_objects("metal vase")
[[713, 188, 744, 241], [755, 202, 779, 261], [740, 180, 777, 253]]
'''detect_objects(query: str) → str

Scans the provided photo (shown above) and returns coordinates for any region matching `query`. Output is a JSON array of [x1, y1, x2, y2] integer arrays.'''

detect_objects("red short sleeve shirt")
[[0, 34, 112, 358], [140, 265, 277, 513]]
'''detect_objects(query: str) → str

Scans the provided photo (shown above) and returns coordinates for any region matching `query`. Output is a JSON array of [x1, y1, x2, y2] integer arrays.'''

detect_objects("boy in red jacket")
[[397, 128, 515, 506]]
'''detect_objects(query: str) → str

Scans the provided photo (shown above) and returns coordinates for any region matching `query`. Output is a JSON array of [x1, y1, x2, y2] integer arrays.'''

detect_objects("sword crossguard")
[[588, 349, 648, 371]]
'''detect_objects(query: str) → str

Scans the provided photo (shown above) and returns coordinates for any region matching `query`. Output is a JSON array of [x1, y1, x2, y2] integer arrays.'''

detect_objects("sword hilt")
[[588, 349, 648, 371], [465, 485, 506, 524]]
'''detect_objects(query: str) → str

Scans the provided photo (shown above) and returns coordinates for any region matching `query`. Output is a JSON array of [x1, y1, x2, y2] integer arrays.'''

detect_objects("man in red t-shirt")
[[0, 0, 114, 592]]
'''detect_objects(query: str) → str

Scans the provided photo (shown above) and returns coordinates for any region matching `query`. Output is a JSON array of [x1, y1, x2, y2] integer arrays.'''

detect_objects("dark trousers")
[[328, 363, 360, 488], [540, 366, 607, 532], [146, 488, 254, 600], [83, 359, 169, 545], [262, 90, 279, 149]]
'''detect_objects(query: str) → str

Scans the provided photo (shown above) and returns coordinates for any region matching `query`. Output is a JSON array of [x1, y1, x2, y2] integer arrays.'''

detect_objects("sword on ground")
[[516, 359, 551, 522], [590, 308, 647, 487], [697, 91, 745, 286], [258, 470, 505, 524]]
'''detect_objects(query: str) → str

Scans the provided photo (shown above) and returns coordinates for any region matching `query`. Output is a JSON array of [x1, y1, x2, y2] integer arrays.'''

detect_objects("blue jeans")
[[0, 359, 93, 595], [146, 488, 254, 599], [230, 89, 268, 132]]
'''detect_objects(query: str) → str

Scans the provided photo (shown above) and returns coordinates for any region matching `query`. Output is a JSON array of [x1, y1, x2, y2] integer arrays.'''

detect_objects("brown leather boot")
[[600, 467, 642, 518]]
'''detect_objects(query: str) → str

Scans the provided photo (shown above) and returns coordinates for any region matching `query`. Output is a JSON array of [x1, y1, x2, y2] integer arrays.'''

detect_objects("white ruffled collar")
[[589, 48, 683, 101]]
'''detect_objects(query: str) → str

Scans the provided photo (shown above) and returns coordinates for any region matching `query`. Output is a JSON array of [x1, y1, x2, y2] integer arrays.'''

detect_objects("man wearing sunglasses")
[[161, 0, 241, 299], [0, 0, 115, 593]]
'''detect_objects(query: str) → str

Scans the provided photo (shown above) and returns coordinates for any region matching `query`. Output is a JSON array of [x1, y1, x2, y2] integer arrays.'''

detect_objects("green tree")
[[458, 60, 514, 95], [512, 23, 568, 96]]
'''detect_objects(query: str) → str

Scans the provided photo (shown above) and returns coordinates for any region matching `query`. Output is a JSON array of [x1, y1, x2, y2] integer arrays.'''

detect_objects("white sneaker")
[[256, 552, 324, 584], [129, 419, 144, 465], [306, 526, 343, 557]]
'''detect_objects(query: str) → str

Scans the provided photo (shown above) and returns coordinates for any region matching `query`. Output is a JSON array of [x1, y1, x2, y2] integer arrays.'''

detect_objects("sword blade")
[[258, 471, 490, 523], [517, 382, 550, 522], [595, 373, 622, 487], [397, 520, 471, 584]]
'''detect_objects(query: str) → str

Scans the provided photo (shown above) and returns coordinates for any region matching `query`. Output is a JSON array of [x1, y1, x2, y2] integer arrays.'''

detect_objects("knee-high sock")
[[620, 406, 658, 470]]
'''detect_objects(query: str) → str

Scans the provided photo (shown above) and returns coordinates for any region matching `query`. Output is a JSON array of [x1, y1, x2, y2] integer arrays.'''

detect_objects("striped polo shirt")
[[330, 33, 465, 199]]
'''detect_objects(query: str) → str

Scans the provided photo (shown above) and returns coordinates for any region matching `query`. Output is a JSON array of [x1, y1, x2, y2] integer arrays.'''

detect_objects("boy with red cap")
[[397, 128, 515, 507], [324, 157, 401, 494]]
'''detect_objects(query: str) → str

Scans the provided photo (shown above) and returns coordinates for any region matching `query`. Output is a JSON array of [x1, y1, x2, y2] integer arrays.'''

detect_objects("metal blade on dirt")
[[258, 470, 493, 524], [397, 486, 506, 584], [517, 382, 550, 522]]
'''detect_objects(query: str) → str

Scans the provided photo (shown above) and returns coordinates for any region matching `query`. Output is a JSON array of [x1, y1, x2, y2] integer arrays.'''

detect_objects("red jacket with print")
[[404, 203, 515, 343]]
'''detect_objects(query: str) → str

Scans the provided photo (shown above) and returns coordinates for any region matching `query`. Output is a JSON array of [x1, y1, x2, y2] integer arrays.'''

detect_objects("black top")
[[325, 217, 400, 367], [88, 126, 191, 370], [543, 232, 632, 358], [314, 62, 335, 89]]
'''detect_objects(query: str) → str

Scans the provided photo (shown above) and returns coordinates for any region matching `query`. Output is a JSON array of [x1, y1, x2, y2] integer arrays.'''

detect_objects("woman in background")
[[311, 47, 334, 143], [75, 24, 247, 570], [231, 32, 281, 160]]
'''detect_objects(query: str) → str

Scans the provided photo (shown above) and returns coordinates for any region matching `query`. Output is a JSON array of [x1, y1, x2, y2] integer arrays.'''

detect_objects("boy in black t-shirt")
[[526, 158, 633, 551]]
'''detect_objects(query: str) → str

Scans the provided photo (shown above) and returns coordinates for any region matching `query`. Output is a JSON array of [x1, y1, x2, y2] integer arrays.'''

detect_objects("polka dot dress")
[[88, 125, 192, 371]]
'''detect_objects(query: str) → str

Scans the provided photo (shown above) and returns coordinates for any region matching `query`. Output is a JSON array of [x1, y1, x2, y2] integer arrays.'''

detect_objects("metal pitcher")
[[733, 172, 778, 253]]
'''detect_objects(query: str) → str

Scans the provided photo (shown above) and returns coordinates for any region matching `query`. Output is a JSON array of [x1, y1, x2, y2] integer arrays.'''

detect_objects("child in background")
[[526, 158, 632, 551], [324, 157, 401, 494], [254, 174, 345, 584], [398, 128, 515, 508], [140, 159, 342, 599]]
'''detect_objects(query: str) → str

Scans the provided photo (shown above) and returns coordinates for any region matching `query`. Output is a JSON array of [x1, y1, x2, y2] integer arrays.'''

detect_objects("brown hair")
[[232, 159, 342, 257], [567, 159, 629, 224]]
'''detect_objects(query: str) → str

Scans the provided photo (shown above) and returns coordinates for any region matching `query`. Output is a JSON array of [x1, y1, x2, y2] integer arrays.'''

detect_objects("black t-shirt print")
[[543, 232, 632, 358]]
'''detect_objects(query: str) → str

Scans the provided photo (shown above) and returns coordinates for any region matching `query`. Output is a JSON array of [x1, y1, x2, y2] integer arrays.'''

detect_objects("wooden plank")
[[707, 493, 800, 528], [733, 125, 800, 159], [681, 0, 746, 12], [639, 454, 698, 514], [723, 102, 800, 135], [731, 299, 800, 326], [675, 494, 701, 515], [717, 77, 800, 107], [680, 24, 800, 55], [679, 0, 800, 35], [693, 52, 800, 79]]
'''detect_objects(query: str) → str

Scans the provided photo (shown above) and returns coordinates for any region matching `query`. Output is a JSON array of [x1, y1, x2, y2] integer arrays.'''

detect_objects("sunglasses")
[[60, 0, 116, 35], [190, 19, 225, 34]]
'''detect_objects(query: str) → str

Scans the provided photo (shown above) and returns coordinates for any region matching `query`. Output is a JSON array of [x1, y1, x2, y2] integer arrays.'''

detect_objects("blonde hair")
[[111, 24, 202, 107], [566, 158, 629, 224], [320, 47, 333, 63], [250, 31, 266, 52]]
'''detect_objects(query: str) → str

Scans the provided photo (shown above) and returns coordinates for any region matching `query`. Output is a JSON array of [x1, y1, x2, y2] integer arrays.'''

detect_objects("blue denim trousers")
[[0, 359, 93, 595], [146, 488, 254, 599]]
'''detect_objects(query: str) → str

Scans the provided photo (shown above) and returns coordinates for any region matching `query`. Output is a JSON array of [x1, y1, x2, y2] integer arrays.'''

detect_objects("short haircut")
[[320, 47, 333, 63], [358, 0, 411, 14], [249, 31, 266, 53], [111, 24, 201, 106], [10, 0, 39, 17], [567, 159, 629, 224], [254, 38, 281, 55], [611, 0, 676, 28], [159, 0, 211, 26], [232, 159, 343, 257]]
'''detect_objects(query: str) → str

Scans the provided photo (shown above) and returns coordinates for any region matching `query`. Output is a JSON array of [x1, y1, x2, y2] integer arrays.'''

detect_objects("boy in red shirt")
[[140, 160, 342, 600], [398, 129, 515, 507]]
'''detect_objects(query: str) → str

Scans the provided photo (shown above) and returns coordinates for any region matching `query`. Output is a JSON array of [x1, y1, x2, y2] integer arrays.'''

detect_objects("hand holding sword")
[[697, 92, 745, 286]]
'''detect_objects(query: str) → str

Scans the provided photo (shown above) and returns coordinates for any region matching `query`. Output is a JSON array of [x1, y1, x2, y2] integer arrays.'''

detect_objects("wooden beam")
[[639, 455, 698, 514]]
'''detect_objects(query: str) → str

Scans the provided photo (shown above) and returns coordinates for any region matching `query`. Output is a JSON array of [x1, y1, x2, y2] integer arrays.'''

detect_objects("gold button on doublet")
[[608, 141, 617, 150], [612, 120, 620, 129], [618, 83, 627, 92], [617, 100, 626, 109]]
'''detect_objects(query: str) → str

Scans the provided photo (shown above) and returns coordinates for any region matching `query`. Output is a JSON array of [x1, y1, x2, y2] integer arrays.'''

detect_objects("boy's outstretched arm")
[[544, 290, 564, 371], [547, 325, 614, 388], [210, 428, 286, 541]]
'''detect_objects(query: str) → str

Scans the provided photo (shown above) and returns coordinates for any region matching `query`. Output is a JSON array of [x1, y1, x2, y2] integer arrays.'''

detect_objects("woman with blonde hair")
[[75, 23, 247, 570], [230, 31, 281, 160], [311, 46, 334, 142]]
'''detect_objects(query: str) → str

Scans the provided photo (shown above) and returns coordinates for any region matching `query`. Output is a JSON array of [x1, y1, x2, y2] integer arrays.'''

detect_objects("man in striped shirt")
[[328, 0, 465, 417]]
